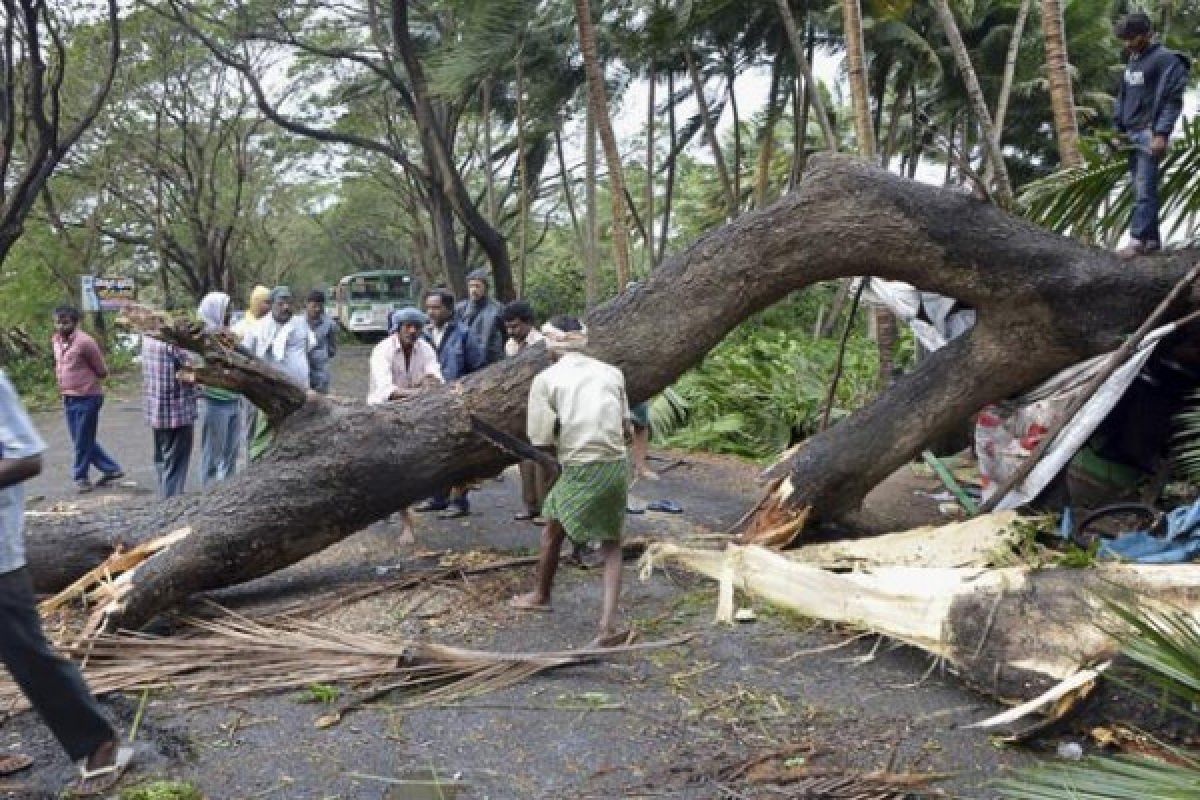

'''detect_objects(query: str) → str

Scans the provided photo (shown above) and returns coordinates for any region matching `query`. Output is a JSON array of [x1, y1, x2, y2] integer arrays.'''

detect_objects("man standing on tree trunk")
[[454, 269, 506, 365], [510, 317, 633, 648], [51, 306, 124, 494], [0, 370, 133, 794], [1113, 12, 1191, 259]]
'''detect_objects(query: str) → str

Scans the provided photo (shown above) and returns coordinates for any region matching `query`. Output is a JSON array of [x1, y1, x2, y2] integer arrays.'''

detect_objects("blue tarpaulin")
[[1100, 500, 1200, 564]]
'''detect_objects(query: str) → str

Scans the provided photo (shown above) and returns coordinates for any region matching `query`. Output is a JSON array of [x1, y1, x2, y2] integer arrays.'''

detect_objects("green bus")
[[332, 269, 419, 338]]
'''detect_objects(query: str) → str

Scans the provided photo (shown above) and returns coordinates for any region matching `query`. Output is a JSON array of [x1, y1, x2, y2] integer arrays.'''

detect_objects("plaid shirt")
[[141, 337, 198, 429]]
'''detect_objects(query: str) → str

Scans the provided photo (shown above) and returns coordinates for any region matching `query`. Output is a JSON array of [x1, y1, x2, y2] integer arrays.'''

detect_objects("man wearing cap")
[[367, 307, 443, 405], [510, 316, 634, 648], [454, 269, 505, 365], [302, 289, 338, 394], [1113, 12, 1192, 258], [368, 308, 443, 545]]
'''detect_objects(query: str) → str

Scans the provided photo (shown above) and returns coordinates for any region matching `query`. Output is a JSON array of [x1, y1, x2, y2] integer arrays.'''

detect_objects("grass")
[[120, 780, 204, 800]]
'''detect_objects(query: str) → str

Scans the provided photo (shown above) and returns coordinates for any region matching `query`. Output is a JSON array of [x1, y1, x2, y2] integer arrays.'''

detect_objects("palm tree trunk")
[[645, 62, 656, 270], [775, 0, 838, 152], [907, 83, 920, 180], [1040, 0, 1083, 169], [726, 55, 742, 210], [684, 45, 738, 220], [554, 123, 585, 256], [754, 54, 784, 208], [943, 114, 957, 186], [841, 0, 876, 158], [931, 0, 1014, 206], [881, 71, 909, 169], [993, 0, 1031, 142], [656, 70, 677, 267], [584, 104, 600, 307], [481, 78, 496, 225], [573, 0, 632, 288], [515, 46, 529, 296]]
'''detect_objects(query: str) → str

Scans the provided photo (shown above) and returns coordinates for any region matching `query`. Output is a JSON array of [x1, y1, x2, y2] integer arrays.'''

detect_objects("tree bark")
[[1040, 0, 1083, 169], [573, 0, 632, 288], [25, 155, 1200, 630], [840, 0, 876, 158]]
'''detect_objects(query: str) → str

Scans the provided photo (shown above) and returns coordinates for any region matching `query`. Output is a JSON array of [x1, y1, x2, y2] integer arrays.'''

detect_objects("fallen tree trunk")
[[24, 154, 1200, 629], [640, 540, 1200, 708]]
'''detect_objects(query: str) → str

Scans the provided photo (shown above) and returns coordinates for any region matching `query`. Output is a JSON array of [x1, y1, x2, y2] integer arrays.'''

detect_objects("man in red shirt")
[[51, 307, 123, 493]]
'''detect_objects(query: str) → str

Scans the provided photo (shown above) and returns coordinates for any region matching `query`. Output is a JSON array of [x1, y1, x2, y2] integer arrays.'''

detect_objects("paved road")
[[25, 344, 378, 503]]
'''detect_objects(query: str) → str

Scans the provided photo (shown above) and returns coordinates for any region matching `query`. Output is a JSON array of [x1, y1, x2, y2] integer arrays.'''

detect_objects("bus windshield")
[[345, 274, 412, 303]]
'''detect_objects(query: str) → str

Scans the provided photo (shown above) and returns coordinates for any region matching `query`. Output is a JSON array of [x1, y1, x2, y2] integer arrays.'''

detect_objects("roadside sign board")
[[81, 276, 136, 312]]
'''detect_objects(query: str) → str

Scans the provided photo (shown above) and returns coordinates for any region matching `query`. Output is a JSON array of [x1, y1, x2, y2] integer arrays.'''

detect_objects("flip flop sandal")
[[514, 511, 537, 521], [68, 745, 134, 796], [0, 753, 32, 776], [646, 500, 683, 514]]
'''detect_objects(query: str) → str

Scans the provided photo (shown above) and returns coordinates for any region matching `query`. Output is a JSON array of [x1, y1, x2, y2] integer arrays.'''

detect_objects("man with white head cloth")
[[196, 292, 241, 484], [510, 316, 633, 648], [368, 307, 444, 544]]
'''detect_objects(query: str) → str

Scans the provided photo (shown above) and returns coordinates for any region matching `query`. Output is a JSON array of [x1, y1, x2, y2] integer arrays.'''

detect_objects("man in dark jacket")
[[1113, 12, 1192, 258], [417, 288, 485, 518], [454, 269, 505, 364]]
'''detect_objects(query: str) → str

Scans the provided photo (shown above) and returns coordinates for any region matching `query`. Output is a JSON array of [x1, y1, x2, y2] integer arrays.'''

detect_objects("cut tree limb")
[[22, 155, 1200, 630]]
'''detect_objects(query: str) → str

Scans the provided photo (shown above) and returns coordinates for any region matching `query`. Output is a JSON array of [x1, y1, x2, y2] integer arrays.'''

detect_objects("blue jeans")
[[62, 395, 121, 483], [153, 426, 193, 499], [1128, 129, 1161, 246], [200, 398, 241, 485]]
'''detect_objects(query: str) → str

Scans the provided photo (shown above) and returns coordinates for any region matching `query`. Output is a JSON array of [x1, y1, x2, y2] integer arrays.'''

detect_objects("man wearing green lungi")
[[510, 316, 633, 647]]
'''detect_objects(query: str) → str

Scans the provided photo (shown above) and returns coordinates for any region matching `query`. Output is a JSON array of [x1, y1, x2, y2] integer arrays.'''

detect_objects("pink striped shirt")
[[52, 330, 108, 397]]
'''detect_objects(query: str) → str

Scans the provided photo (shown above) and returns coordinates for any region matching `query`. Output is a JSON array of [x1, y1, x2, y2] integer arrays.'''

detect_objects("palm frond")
[[1021, 117, 1200, 243], [995, 754, 1200, 799]]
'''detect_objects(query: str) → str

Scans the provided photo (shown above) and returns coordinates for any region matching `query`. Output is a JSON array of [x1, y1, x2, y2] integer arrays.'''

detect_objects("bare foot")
[[509, 592, 552, 612], [0, 753, 32, 776], [587, 628, 632, 649]]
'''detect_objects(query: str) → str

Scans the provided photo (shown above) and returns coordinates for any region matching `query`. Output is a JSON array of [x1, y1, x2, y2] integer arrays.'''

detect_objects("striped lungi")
[[543, 459, 629, 546]]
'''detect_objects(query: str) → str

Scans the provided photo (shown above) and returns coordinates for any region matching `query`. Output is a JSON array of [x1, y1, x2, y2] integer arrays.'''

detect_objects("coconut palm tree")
[[573, 0, 632, 288], [1041, 0, 1084, 168]]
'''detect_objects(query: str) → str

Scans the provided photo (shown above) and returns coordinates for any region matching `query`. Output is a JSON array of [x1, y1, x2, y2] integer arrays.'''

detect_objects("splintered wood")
[[641, 529, 1200, 722]]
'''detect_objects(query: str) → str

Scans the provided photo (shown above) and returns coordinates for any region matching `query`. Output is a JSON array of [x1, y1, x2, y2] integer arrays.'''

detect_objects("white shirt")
[[368, 336, 443, 405], [241, 314, 315, 388], [505, 328, 544, 358], [428, 324, 447, 352], [527, 352, 628, 466]]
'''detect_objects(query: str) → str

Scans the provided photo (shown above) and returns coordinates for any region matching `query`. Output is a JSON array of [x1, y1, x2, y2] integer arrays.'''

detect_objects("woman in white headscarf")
[[196, 292, 241, 485]]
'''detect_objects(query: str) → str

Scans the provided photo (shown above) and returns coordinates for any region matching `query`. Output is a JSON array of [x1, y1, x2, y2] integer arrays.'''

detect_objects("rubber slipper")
[[0, 753, 32, 776], [514, 511, 537, 521], [646, 500, 683, 514], [68, 745, 134, 796], [509, 595, 552, 613]]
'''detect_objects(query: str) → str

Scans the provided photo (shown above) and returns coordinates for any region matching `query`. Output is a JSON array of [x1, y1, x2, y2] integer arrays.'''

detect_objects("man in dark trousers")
[[454, 269, 505, 365], [417, 288, 485, 518], [0, 370, 133, 793], [1113, 11, 1191, 258]]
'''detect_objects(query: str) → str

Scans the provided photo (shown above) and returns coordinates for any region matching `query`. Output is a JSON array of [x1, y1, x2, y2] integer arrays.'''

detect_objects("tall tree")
[[0, 1, 120, 264], [931, 0, 1014, 206], [1040, 0, 1083, 168], [573, 0, 632, 288], [841, 0, 876, 158]]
